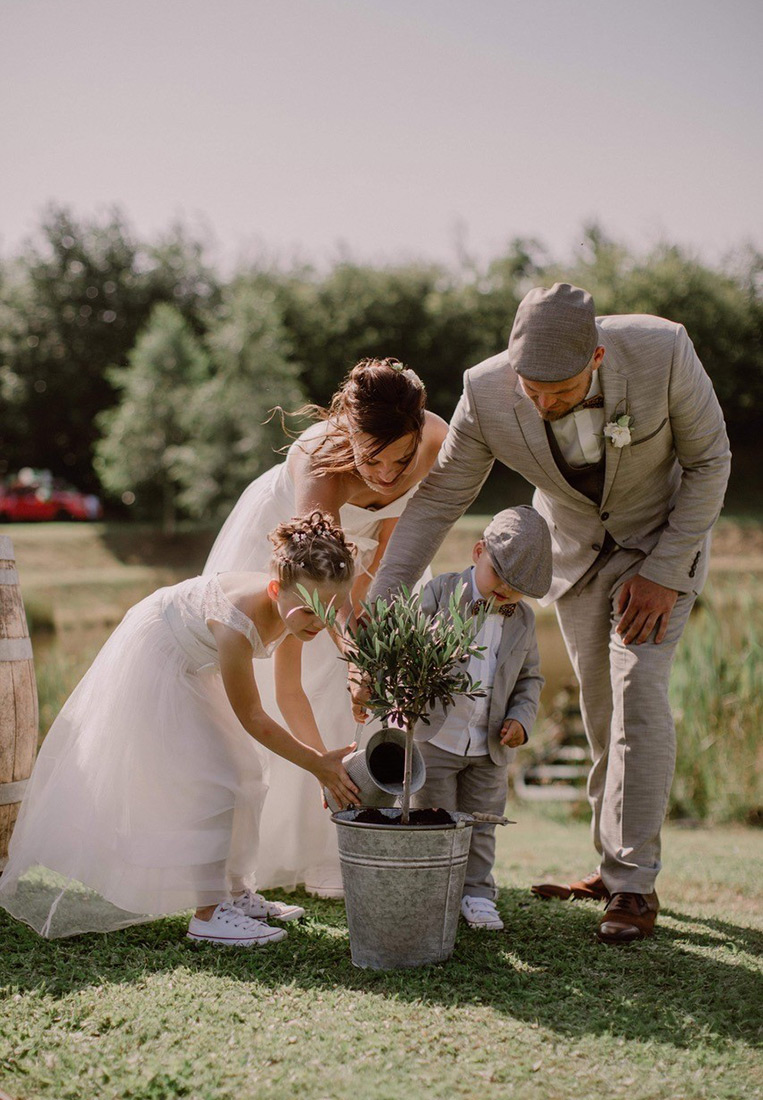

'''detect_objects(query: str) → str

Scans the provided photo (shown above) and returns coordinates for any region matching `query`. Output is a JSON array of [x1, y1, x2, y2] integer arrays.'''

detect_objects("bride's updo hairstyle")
[[269, 510, 356, 589], [308, 357, 427, 476]]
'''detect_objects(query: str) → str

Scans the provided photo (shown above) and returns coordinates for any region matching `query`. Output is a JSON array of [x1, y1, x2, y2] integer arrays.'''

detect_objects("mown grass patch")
[[1, 808, 761, 1100]]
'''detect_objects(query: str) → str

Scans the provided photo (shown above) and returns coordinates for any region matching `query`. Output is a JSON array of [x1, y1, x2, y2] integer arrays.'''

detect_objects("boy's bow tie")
[[574, 393, 604, 411], [472, 599, 517, 618]]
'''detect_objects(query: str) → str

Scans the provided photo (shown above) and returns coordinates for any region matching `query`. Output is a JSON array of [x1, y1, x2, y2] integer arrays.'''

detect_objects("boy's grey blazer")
[[415, 567, 543, 766], [373, 316, 732, 605]]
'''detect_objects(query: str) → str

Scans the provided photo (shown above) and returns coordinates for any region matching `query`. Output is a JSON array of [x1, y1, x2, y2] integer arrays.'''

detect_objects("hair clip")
[[292, 531, 307, 543]]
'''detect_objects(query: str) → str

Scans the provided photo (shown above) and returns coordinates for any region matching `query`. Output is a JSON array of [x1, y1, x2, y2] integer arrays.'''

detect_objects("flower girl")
[[0, 512, 358, 945]]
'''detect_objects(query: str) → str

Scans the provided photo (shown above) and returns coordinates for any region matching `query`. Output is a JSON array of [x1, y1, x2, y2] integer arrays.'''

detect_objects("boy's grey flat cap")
[[508, 282, 598, 382], [483, 506, 552, 599]]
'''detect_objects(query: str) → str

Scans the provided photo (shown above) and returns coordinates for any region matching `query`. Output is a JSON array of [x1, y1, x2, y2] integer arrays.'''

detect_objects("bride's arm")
[[349, 515, 397, 614]]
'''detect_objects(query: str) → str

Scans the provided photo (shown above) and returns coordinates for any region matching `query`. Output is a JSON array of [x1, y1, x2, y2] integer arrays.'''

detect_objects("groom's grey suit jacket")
[[373, 315, 731, 606], [415, 567, 543, 766]]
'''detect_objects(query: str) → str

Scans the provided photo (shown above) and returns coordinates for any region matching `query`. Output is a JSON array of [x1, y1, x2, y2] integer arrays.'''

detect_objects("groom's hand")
[[616, 574, 678, 645]]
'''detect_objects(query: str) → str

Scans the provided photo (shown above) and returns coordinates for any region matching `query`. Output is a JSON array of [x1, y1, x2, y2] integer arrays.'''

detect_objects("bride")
[[204, 358, 447, 895]]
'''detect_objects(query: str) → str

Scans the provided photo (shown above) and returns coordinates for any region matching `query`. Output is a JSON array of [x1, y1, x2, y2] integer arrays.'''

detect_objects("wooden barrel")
[[0, 534, 38, 868]]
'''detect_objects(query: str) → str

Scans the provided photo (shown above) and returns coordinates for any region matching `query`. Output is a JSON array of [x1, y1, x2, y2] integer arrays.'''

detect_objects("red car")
[[0, 477, 103, 522]]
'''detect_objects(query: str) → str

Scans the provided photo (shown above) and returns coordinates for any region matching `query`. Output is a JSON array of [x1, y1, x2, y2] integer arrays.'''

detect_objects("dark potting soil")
[[353, 808, 455, 826]]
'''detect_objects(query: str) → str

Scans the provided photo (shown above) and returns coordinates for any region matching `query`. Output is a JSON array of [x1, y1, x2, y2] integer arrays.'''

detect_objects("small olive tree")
[[300, 584, 488, 823]]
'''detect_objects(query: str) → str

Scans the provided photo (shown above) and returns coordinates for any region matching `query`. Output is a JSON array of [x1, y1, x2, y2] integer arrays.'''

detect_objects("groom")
[[365, 283, 731, 943]]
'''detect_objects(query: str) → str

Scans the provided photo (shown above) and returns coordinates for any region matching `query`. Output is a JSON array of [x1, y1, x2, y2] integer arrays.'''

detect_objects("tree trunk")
[[162, 478, 176, 536], [400, 721, 414, 825]]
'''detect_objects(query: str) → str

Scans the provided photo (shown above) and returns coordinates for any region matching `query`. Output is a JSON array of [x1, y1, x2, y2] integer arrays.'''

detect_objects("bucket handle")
[[469, 812, 516, 826]]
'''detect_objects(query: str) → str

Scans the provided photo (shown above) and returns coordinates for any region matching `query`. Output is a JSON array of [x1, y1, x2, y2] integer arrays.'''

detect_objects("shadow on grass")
[[2, 887, 761, 1051]]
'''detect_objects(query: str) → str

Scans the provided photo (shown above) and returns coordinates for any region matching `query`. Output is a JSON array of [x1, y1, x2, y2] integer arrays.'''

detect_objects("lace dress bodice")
[[160, 574, 284, 671]]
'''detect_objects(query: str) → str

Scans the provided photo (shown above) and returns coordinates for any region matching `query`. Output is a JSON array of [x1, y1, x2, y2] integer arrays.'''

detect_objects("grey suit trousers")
[[555, 544, 696, 895], [412, 742, 509, 900]]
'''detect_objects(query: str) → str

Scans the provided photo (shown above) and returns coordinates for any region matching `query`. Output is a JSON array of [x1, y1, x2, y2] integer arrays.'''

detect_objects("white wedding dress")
[[203, 446, 426, 892], [0, 574, 281, 938]]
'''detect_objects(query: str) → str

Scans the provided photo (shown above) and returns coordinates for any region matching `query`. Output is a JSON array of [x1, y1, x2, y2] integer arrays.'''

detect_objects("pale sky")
[[1, 0, 761, 269]]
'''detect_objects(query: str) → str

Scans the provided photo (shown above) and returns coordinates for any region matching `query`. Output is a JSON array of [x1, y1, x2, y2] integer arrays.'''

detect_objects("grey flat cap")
[[508, 282, 598, 382], [483, 506, 552, 599]]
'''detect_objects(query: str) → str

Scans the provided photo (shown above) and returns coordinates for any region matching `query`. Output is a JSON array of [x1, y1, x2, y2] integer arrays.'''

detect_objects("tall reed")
[[670, 582, 762, 823]]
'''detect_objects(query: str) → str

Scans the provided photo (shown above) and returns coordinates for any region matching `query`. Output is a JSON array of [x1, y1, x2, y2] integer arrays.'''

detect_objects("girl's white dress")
[[203, 449, 425, 892], [0, 574, 281, 938]]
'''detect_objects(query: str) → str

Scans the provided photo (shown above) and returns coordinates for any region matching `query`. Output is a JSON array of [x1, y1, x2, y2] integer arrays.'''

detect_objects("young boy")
[[413, 505, 552, 930]]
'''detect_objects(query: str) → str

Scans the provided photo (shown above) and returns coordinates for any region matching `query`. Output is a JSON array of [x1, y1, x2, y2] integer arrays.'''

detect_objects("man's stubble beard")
[[536, 406, 574, 423]]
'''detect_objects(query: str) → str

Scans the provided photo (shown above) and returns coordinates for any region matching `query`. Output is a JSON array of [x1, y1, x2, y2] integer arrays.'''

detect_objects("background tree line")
[[1, 206, 761, 527]]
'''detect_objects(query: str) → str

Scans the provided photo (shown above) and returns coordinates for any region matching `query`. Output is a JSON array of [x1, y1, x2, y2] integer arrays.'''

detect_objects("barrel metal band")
[[0, 535, 15, 559], [0, 778, 29, 805], [0, 568, 20, 586], [0, 637, 33, 661]]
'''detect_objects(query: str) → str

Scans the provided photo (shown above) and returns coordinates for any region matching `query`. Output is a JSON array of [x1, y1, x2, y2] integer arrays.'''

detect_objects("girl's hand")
[[314, 743, 360, 809]]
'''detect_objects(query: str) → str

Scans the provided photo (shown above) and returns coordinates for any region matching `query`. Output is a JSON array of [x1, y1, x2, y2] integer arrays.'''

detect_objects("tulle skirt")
[[204, 463, 374, 891], [0, 592, 268, 938]]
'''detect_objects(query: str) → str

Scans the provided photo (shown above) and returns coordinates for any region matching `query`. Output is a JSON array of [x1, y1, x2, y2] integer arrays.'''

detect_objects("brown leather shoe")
[[531, 870, 610, 902], [597, 891, 659, 943]]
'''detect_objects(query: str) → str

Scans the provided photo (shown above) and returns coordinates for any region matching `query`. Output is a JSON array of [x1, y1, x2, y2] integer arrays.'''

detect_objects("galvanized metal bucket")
[[323, 727, 426, 813], [332, 807, 474, 969]]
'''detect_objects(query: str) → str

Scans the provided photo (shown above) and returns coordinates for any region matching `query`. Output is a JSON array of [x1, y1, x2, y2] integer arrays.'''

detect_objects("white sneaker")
[[304, 871, 344, 899], [461, 895, 504, 931], [232, 888, 305, 923], [187, 902, 288, 946]]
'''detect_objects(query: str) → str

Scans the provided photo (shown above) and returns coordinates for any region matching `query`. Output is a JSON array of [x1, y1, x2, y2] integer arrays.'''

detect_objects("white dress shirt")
[[429, 568, 503, 757], [549, 370, 604, 467]]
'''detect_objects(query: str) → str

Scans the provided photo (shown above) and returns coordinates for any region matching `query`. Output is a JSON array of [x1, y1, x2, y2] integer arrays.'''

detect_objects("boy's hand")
[[499, 719, 526, 748]]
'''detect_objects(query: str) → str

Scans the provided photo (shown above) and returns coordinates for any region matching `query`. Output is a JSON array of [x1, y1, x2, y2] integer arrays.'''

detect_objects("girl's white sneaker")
[[187, 902, 287, 946], [232, 888, 305, 923]]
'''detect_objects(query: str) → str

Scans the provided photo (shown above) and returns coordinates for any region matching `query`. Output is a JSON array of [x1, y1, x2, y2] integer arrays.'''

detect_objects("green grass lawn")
[[1, 806, 760, 1100], [3, 519, 762, 1098]]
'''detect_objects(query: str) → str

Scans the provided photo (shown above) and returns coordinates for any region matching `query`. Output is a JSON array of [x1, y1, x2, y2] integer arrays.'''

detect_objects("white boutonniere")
[[603, 413, 633, 448]]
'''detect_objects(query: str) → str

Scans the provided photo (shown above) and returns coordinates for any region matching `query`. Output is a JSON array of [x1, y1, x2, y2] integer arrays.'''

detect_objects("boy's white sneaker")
[[187, 902, 287, 946], [461, 895, 504, 931], [231, 888, 305, 923]]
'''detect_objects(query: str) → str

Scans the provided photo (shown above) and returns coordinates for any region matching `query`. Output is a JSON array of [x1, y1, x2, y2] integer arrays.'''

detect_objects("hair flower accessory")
[[603, 413, 633, 448], [388, 359, 425, 391]]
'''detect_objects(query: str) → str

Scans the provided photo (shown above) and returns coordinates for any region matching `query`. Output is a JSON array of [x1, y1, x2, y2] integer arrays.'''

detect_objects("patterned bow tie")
[[472, 599, 517, 618], [574, 393, 604, 411]]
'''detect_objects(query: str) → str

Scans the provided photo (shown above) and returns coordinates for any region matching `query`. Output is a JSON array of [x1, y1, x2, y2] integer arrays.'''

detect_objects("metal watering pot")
[[323, 726, 426, 813]]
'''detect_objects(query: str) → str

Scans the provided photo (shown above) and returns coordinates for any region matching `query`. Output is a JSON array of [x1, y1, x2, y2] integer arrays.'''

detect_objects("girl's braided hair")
[[268, 510, 356, 588]]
